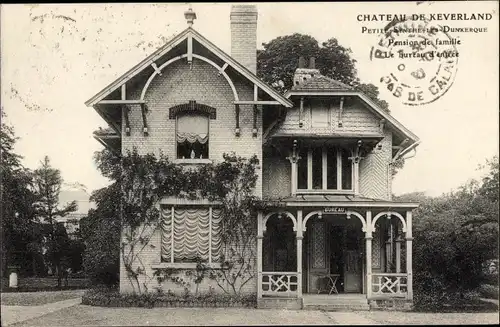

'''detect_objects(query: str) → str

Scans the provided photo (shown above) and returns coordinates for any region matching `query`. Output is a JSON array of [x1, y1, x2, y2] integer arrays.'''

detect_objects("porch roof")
[[259, 194, 419, 209]]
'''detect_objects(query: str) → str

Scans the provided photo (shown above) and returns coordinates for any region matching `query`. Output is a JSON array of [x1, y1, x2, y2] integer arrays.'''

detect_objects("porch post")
[[257, 211, 263, 299], [290, 159, 298, 196], [405, 210, 413, 301], [395, 237, 402, 273], [365, 211, 373, 300], [287, 140, 300, 196], [296, 209, 303, 298]]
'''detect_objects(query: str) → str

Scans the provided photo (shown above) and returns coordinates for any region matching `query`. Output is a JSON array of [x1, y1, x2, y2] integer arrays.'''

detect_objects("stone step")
[[303, 304, 370, 311]]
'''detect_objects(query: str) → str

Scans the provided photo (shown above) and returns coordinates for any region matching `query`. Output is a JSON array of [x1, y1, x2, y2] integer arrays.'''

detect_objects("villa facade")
[[87, 5, 419, 310]]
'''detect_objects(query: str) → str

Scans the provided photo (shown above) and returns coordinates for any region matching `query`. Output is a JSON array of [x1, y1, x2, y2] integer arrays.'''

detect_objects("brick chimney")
[[230, 5, 258, 74], [293, 57, 320, 86]]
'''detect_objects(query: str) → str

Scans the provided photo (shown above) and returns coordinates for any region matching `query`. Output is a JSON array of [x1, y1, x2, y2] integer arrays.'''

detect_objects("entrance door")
[[307, 220, 329, 293], [343, 227, 363, 293]]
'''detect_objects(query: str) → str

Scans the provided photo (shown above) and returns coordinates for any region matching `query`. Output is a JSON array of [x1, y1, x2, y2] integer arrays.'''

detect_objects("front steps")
[[302, 294, 370, 311]]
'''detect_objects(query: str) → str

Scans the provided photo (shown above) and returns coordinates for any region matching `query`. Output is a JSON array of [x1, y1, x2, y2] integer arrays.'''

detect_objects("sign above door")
[[323, 207, 346, 214]]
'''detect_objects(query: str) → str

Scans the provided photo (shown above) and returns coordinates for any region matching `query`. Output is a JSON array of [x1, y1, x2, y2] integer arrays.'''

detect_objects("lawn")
[[1, 290, 84, 306]]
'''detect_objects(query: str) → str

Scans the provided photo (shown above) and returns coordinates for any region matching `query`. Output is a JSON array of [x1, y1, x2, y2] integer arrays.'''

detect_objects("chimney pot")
[[298, 57, 306, 68], [309, 57, 316, 69]]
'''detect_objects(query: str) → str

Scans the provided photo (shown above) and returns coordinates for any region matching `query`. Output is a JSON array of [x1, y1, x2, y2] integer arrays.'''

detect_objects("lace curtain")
[[161, 207, 222, 263], [177, 114, 209, 144]]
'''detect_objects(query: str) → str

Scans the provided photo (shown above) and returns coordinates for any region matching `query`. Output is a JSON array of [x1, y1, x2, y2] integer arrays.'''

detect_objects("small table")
[[316, 274, 340, 295]]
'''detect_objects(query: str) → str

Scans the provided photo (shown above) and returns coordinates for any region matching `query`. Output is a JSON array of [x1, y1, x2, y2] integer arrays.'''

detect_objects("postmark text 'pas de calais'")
[[369, 16, 462, 106]]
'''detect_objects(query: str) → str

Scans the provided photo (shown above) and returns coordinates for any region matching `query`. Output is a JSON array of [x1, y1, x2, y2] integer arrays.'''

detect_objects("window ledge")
[[296, 190, 354, 195], [151, 262, 222, 270], [174, 159, 212, 165]]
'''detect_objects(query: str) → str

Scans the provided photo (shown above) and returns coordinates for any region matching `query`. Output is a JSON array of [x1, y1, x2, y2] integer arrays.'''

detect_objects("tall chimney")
[[230, 5, 258, 74]]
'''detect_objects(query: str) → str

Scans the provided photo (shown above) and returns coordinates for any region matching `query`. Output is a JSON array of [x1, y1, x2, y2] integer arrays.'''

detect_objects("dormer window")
[[176, 113, 209, 159], [297, 146, 353, 193]]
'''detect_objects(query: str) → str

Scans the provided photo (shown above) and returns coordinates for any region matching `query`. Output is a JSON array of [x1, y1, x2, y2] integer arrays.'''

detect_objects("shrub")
[[478, 284, 499, 300], [82, 288, 257, 308]]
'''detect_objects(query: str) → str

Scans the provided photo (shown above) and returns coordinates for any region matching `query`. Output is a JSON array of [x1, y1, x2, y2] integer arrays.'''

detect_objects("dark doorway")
[[329, 225, 345, 293]]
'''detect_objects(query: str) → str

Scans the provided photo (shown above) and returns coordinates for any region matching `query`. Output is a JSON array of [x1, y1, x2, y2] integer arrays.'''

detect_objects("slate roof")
[[291, 75, 353, 92]]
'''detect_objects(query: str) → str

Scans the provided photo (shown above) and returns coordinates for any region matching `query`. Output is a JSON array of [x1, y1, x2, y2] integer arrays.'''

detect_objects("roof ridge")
[[291, 73, 353, 91]]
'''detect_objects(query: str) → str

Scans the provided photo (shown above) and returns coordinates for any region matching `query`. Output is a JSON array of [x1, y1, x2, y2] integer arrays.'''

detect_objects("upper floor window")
[[176, 113, 209, 159], [170, 101, 216, 160], [297, 147, 352, 192]]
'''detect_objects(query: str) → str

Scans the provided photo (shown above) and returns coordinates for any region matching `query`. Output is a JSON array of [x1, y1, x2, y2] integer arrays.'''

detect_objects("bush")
[[478, 284, 499, 300], [82, 288, 257, 308]]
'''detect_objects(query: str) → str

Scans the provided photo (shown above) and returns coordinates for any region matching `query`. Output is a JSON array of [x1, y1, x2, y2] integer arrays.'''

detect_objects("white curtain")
[[161, 207, 222, 263], [177, 114, 209, 144]]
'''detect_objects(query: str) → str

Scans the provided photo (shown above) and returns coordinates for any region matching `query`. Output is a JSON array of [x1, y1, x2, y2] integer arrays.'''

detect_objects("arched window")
[[176, 113, 209, 159]]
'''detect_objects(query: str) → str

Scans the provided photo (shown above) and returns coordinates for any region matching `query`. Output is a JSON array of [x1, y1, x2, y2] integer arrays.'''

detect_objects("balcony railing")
[[371, 273, 408, 298], [261, 272, 299, 297]]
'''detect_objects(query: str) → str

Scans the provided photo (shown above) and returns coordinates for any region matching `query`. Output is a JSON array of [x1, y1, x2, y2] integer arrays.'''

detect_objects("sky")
[[1, 2, 498, 197]]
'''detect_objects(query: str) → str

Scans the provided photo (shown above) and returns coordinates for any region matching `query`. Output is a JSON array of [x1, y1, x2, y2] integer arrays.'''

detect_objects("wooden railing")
[[261, 272, 299, 297], [371, 273, 408, 298]]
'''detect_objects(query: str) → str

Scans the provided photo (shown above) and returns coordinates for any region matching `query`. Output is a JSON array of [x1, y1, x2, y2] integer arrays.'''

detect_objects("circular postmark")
[[370, 17, 459, 106]]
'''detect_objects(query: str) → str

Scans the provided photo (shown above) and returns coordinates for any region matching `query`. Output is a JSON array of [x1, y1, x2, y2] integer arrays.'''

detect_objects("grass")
[[1, 289, 84, 306]]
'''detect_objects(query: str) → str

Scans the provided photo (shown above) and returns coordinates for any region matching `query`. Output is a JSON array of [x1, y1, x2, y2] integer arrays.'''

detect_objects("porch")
[[256, 198, 417, 309]]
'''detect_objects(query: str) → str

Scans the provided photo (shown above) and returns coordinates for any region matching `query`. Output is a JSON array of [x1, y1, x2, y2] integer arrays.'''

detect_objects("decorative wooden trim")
[[151, 63, 162, 76], [123, 106, 131, 136], [141, 103, 148, 136], [299, 97, 304, 128], [338, 96, 344, 127], [235, 104, 240, 136], [169, 101, 216, 119], [295, 189, 354, 195], [86, 28, 293, 108], [254, 84, 258, 101], [307, 149, 313, 189], [252, 104, 258, 137], [322, 148, 327, 190], [97, 100, 145, 105], [233, 100, 281, 105], [285, 91, 419, 142], [187, 34, 193, 67], [121, 84, 126, 100], [393, 138, 409, 160], [262, 211, 297, 232], [379, 119, 386, 133], [336, 149, 342, 190], [93, 136, 121, 157], [218, 62, 228, 75], [85, 28, 191, 106], [140, 54, 240, 102]]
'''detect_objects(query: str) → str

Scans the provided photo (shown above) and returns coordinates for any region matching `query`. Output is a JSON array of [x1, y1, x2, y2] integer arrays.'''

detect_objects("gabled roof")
[[85, 27, 292, 108], [291, 75, 353, 92], [285, 87, 420, 150]]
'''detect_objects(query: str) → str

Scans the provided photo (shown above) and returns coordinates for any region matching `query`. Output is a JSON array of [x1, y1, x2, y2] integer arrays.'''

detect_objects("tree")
[[81, 180, 121, 286], [0, 111, 39, 276], [32, 156, 78, 286], [257, 33, 390, 113], [396, 156, 499, 310]]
